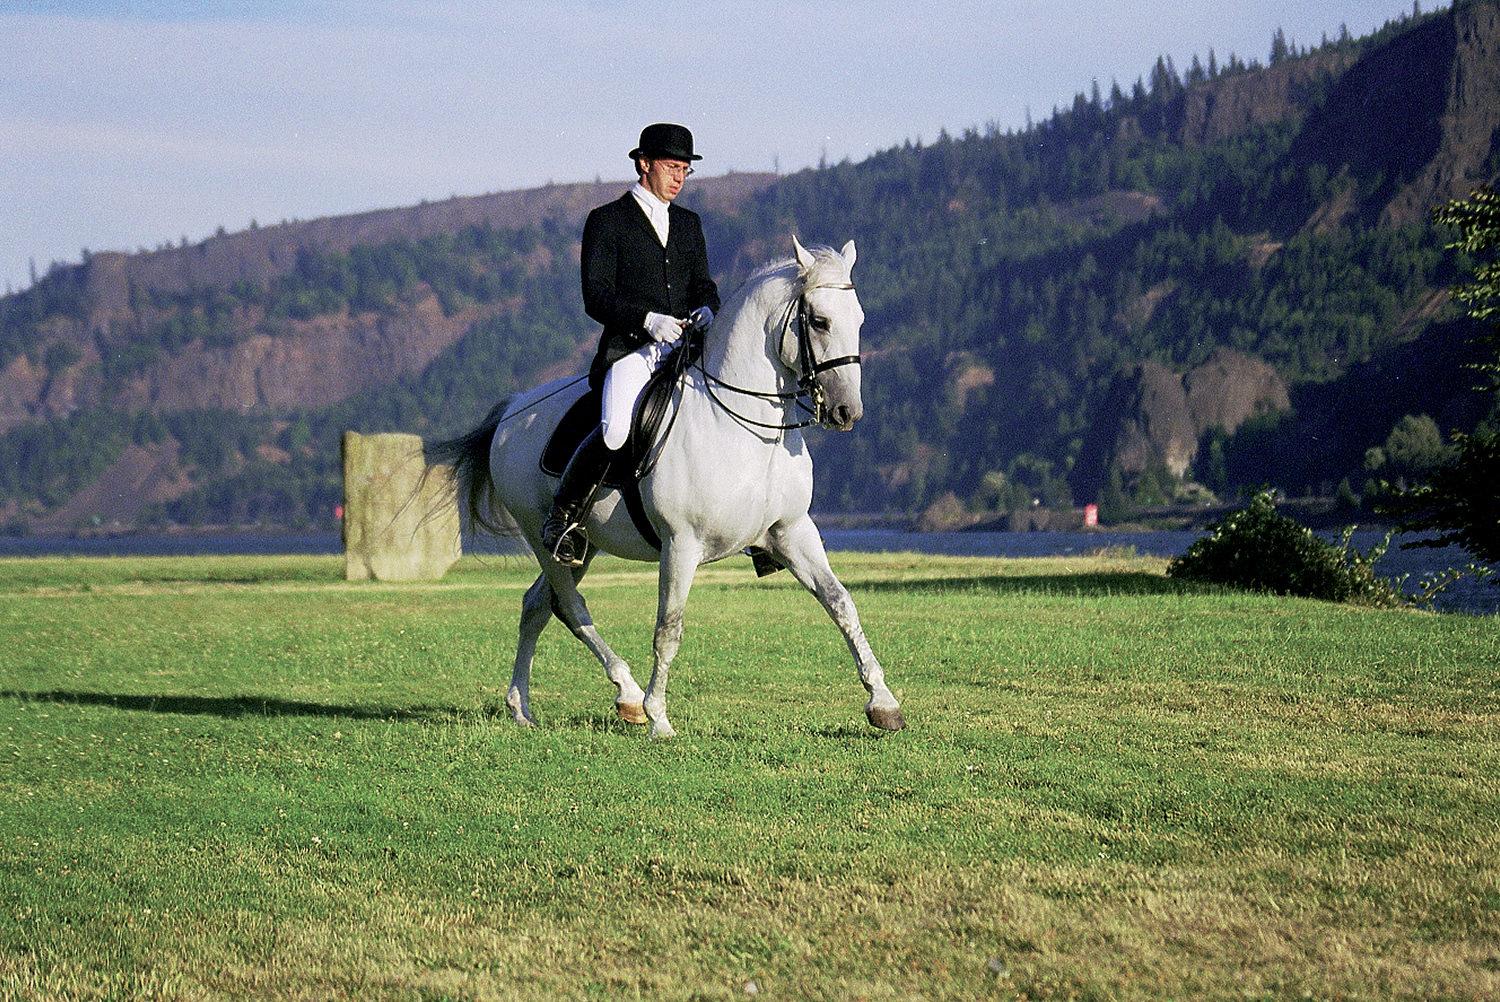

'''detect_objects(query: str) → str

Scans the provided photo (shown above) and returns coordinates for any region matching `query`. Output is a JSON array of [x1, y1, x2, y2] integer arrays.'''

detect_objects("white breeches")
[[601, 338, 678, 450]]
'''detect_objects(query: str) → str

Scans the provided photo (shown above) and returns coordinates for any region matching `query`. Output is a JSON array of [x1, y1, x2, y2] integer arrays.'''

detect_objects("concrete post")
[[341, 431, 461, 581]]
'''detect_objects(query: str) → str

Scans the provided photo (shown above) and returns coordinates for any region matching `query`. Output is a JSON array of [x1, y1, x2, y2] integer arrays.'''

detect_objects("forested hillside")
[[1, 1, 1497, 535]]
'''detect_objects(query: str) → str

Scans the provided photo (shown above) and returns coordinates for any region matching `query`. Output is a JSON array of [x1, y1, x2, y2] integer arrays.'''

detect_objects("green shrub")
[[1168, 490, 1403, 606]]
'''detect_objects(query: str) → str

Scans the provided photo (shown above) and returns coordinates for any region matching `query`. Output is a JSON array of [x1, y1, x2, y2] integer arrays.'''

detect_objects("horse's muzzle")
[[823, 401, 860, 431], [814, 367, 863, 431]]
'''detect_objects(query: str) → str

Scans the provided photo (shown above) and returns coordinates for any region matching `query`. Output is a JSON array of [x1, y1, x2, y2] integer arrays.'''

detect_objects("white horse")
[[429, 237, 904, 739]]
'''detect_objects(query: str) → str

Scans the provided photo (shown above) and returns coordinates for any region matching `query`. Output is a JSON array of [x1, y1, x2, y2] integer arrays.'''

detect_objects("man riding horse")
[[541, 123, 721, 566]]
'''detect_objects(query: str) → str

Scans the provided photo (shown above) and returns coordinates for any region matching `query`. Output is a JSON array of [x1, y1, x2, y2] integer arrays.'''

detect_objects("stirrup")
[[547, 527, 587, 567], [543, 516, 587, 567]]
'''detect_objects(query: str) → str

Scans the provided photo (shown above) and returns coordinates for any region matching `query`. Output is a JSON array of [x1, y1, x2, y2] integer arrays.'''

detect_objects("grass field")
[[1, 549, 1497, 1000]]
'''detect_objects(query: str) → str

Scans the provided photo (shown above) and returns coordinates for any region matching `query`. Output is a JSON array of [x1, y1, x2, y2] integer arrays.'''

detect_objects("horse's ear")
[[793, 234, 814, 272], [841, 240, 856, 271]]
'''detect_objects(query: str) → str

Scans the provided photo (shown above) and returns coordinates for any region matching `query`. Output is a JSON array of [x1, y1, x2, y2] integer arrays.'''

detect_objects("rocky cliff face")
[[1170, 49, 1359, 148], [1289, 1, 1500, 228], [1074, 348, 1290, 501], [0, 280, 518, 429], [1384, 0, 1500, 224], [0, 173, 777, 432], [122, 296, 489, 414]]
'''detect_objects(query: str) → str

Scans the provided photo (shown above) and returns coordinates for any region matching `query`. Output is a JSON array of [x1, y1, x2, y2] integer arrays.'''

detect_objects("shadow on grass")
[[806, 722, 895, 740], [849, 571, 1189, 598], [557, 711, 649, 735], [1, 689, 476, 722], [6, 691, 930, 743]]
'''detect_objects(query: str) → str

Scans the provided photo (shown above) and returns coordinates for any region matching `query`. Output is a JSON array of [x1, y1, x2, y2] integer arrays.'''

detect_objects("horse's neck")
[[703, 275, 796, 395]]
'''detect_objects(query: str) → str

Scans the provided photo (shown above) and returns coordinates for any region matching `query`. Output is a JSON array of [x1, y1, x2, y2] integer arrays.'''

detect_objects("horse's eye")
[[810, 315, 830, 332]]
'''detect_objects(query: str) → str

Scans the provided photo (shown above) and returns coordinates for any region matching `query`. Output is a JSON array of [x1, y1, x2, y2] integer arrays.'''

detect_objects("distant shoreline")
[[3, 497, 1394, 545], [812, 498, 1391, 535]]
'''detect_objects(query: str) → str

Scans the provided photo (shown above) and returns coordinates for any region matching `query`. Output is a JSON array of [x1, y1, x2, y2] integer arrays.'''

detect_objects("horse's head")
[[782, 236, 864, 431]]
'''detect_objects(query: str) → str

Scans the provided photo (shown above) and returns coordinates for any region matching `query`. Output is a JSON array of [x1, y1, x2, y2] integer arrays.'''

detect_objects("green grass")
[[1, 550, 1497, 1000]]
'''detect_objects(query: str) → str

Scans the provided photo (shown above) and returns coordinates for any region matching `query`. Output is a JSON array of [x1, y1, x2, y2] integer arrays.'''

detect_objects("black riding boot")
[[541, 427, 613, 567]]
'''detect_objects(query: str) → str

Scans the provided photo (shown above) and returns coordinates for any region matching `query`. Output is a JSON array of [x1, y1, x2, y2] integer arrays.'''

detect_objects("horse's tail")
[[425, 397, 518, 539]]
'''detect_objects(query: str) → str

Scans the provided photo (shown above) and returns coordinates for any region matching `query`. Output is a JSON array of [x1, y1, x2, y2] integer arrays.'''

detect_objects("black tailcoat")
[[580, 193, 720, 389]]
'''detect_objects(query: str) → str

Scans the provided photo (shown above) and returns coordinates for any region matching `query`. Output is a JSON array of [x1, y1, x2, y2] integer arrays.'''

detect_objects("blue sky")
[[1, 0, 1424, 292]]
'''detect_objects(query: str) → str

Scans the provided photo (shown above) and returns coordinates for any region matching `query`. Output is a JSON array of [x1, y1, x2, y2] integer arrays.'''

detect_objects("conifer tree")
[[1382, 186, 1500, 565]]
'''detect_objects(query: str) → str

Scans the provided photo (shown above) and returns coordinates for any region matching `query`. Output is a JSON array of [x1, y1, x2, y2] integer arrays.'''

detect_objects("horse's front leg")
[[769, 516, 905, 731], [531, 558, 648, 725], [642, 538, 702, 739]]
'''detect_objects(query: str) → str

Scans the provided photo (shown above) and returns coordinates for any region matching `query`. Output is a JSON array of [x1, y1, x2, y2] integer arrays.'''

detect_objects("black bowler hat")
[[629, 123, 701, 162]]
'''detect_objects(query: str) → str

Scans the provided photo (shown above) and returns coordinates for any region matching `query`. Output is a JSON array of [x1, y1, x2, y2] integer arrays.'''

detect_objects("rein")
[[696, 279, 861, 433]]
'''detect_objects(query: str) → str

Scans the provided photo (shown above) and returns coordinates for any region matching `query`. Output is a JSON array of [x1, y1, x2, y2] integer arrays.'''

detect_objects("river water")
[[0, 527, 1494, 617]]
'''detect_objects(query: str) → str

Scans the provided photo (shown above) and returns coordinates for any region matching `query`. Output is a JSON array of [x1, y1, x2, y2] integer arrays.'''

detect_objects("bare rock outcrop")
[[1290, 1, 1500, 228], [1074, 348, 1289, 500]]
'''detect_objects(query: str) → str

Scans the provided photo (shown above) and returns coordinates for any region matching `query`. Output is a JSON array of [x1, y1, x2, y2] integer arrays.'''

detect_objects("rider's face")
[[640, 158, 691, 202]]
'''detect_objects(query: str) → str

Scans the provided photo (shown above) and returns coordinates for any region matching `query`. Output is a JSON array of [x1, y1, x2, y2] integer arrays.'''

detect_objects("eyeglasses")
[[654, 161, 694, 178]]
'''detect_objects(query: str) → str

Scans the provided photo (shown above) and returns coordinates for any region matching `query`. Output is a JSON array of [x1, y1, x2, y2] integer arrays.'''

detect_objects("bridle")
[[793, 282, 862, 396], [698, 279, 862, 432]]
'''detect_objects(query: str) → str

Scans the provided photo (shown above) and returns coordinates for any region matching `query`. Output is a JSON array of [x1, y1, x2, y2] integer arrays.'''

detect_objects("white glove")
[[644, 311, 684, 343], [688, 306, 714, 330]]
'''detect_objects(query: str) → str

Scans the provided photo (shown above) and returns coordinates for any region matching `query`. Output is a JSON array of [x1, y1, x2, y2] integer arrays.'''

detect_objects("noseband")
[[700, 279, 862, 432]]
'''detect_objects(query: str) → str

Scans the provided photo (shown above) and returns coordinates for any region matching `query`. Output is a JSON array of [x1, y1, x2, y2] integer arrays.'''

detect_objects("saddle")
[[538, 337, 786, 576], [540, 342, 691, 487], [538, 340, 695, 554]]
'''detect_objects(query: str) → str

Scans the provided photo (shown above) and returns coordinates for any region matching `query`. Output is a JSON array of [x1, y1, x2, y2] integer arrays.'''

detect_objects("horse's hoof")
[[649, 720, 677, 740], [505, 695, 534, 727], [616, 702, 648, 725], [866, 705, 906, 732]]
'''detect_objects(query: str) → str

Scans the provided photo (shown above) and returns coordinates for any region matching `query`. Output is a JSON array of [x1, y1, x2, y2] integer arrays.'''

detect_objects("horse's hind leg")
[[769, 516, 905, 731], [535, 556, 648, 725], [507, 574, 553, 725]]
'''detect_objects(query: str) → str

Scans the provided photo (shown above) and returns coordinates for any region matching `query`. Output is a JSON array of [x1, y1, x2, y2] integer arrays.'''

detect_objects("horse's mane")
[[745, 244, 850, 291], [712, 243, 854, 338]]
